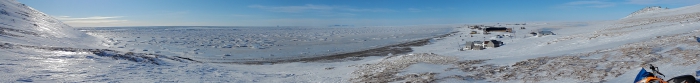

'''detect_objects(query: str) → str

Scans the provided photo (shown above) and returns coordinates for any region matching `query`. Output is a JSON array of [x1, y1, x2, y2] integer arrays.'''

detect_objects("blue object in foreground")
[[634, 69, 650, 83]]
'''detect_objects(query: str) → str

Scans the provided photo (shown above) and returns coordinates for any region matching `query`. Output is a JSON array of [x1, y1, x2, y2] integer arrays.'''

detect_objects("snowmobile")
[[634, 64, 700, 83]]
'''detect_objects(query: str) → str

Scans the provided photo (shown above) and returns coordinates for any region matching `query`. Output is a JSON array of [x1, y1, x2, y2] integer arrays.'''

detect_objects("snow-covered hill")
[[352, 4, 700, 83], [624, 6, 667, 19], [0, 0, 98, 47]]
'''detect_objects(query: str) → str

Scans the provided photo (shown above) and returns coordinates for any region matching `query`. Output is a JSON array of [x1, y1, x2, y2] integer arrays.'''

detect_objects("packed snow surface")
[[0, 0, 98, 47], [3, 0, 700, 82], [624, 6, 667, 19]]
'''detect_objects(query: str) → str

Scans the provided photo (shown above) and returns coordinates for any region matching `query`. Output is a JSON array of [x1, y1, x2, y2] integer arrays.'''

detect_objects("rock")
[[325, 67, 335, 70]]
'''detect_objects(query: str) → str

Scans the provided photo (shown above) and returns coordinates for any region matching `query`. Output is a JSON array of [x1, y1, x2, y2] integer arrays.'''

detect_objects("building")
[[502, 34, 512, 37], [461, 40, 502, 51], [473, 41, 483, 46], [536, 31, 555, 37], [470, 31, 478, 34], [483, 27, 512, 33], [484, 40, 502, 48], [462, 41, 484, 51], [469, 25, 483, 30]]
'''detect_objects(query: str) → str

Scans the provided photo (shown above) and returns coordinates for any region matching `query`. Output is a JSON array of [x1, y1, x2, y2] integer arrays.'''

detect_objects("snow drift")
[[624, 6, 667, 19], [0, 0, 98, 47]]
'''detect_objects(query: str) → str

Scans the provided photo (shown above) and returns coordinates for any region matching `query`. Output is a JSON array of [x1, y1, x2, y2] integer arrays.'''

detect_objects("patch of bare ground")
[[0, 27, 40, 37], [349, 53, 460, 83]]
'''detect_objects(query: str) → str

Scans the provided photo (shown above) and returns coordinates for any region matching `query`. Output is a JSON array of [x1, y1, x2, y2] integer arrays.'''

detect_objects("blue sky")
[[17, 0, 700, 27]]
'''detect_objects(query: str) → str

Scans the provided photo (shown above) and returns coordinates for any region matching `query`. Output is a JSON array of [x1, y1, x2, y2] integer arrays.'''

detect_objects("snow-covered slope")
[[624, 6, 667, 19], [349, 4, 700, 83], [623, 4, 700, 20], [0, 0, 98, 47]]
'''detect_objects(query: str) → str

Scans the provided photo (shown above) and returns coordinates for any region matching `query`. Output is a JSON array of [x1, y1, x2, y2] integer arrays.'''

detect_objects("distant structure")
[[470, 31, 478, 34], [461, 40, 503, 51], [468, 25, 484, 30], [483, 27, 512, 33], [462, 41, 484, 50], [502, 34, 512, 37], [534, 31, 555, 37], [484, 40, 502, 48]]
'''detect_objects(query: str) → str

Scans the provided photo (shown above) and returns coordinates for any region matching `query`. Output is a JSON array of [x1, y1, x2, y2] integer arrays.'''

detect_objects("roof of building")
[[538, 31, 554, 34]]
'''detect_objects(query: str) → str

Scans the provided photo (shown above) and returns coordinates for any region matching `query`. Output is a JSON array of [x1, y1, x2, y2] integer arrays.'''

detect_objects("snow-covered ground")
[[366, 4, 700, 82], [3, 0, 700, 82]]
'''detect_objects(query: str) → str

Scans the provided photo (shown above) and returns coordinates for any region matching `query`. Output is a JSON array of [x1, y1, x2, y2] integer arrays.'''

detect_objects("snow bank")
[[0, 0, 98, 47], [624, 6, 667, 19], [350, 53, 458, 83], [3, 42, 198, 65]]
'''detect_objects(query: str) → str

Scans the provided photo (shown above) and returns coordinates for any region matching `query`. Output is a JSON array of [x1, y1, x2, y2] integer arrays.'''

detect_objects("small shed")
[[462, 41, 484, 50], [470, 31, 478, 34], [469, 25, 483, 30], [537, 31, 555, 37], [473, 41, 483, 46], [503, 34, 512, 37], [484, 40, 502, 48], [483, 27, 512, 33]]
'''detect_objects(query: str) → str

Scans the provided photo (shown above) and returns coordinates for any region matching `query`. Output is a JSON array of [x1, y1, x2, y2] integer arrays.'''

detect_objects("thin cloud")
[[62, 20, 127, 24], [248, 4, 334, 13], [231, 14, 250, 17], [56, 16, 125, 20], [559, 1, 617, 8], [54, 16, 128, 25], [408, 8, 422, 12], [344, 8, 395, 12], [626, 0, 657, 4], [248, 4, 395, 13], [319, 13, 356, 17]]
